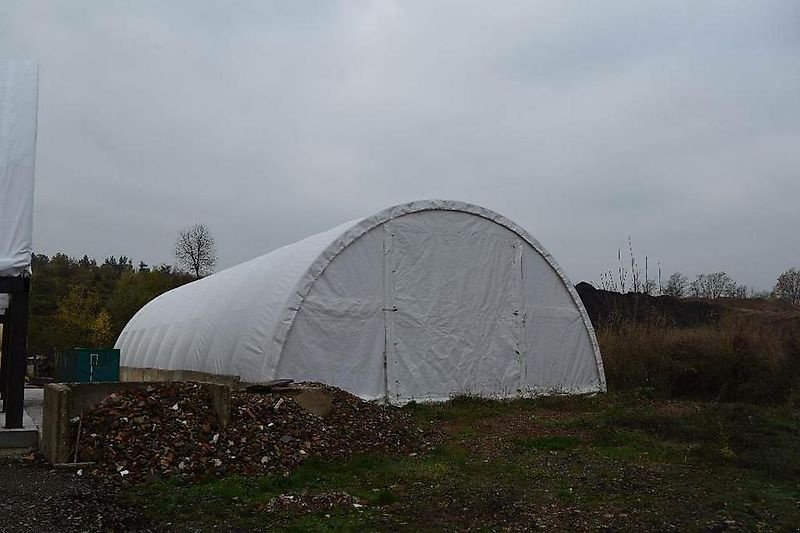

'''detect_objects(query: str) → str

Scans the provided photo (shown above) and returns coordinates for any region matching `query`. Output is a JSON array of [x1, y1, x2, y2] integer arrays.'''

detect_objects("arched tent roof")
[[117, 200, 605, 402]]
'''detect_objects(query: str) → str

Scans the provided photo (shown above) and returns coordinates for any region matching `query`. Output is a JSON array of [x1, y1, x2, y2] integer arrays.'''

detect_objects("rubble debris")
[[71, 382, 437, 484], [260, 491, 367, 515]]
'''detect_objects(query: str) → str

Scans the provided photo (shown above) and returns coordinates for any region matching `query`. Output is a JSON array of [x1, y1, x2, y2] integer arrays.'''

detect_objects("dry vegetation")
[[598, 304, 800, 404]]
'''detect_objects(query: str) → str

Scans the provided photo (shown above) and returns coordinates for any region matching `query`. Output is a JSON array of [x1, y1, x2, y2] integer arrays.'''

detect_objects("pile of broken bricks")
[[70, 381, 437, 484]]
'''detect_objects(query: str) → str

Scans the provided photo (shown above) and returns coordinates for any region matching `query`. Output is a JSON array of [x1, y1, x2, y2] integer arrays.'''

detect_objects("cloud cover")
[[2, 0, 798, 289]]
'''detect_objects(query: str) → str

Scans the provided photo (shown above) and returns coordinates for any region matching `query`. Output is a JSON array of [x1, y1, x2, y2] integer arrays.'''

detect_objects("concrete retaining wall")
[[41, 381, 231, 465], [120, 366, 241, 387]]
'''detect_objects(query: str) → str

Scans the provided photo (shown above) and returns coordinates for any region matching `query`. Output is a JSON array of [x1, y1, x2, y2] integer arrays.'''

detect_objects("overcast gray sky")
[[2, 1, 798, 290]]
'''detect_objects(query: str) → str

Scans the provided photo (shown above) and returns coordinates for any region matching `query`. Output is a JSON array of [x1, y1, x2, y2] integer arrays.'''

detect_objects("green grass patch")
[[126, 393, 800, 531], [125, 446, 474, 530]]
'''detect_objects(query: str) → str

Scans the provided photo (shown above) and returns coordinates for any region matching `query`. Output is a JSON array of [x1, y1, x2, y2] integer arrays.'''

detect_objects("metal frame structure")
[[0, 276, 31, 428]]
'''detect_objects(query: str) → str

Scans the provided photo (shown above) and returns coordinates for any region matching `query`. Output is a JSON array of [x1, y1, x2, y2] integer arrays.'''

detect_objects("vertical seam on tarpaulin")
[[27, 63, 38, 274], [267, 199, 605, 395], [514, 240, 527, 389], [381, 224, 392, 403]]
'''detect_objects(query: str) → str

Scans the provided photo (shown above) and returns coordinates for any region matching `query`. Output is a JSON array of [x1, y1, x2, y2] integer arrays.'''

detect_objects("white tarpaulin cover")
[[0, 61, 38, 278], [117, 200, 605, 402]]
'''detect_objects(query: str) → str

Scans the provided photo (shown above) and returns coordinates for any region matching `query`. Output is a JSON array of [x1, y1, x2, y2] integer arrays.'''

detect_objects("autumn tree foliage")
[[27, 253, 193, 359]]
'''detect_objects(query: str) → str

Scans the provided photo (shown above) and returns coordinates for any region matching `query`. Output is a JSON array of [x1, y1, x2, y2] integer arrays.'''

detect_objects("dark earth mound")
[[576, 282, 722, 328]]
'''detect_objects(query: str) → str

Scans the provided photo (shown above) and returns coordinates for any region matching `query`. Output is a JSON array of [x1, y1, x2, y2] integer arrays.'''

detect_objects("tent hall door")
[[383, 212, 524, 403]]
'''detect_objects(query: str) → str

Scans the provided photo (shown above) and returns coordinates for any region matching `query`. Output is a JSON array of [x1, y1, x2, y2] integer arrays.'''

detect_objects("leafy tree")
[[774, 268, 800, 304], [55, 284, 102, 350], [107, 268, 192, 333], [102, 255, 133, 272], [174, 223, 218, 278], [27, 253, 193, 360], [663, 272, 689, 298], [78, 255, 96, 268], [90, 309, 115, 346]]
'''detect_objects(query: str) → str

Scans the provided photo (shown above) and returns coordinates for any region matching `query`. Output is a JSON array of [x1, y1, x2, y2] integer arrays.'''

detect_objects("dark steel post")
[[4, 278, 30, 428], [0, 311, 8, 409]]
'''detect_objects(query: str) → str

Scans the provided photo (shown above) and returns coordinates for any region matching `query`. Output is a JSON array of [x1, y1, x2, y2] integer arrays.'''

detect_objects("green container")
[[54, 348, 120, 383]]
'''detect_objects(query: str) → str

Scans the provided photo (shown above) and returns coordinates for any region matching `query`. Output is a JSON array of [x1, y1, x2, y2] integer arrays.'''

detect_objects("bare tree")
[[174, 223, 217, 278], [664, 272, 689, 298], [774, 268, 800, 304], [644, 278, 658, 296], [690, 272, 737, 299], [597, 270, 619, 292], [731, 284, 749, 299]]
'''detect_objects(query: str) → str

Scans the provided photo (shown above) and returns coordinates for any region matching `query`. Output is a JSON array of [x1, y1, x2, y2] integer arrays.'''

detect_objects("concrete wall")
[[41, 381, 231, 465], [120, 366, 241, 387]]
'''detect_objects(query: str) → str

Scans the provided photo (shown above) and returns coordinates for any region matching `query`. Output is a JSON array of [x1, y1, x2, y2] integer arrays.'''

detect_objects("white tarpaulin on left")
[[0, 60, 38, 278]]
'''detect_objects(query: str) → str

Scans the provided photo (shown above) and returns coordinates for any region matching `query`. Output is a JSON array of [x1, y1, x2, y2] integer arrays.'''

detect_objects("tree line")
[[595, 238, 799, 303], [598, 266, 799, 303], [21, 222, 219, 362], [26, 253, 195, 358], [660, 269, 800, 302]]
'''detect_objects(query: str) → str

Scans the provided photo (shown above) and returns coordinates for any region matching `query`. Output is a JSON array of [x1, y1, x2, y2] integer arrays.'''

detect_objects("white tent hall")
[[1, 60, 37, 430], [116, 200, 605, 403]]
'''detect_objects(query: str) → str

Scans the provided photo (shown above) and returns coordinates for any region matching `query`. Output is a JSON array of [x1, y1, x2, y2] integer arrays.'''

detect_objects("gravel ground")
[[0, 455, 155, 533]]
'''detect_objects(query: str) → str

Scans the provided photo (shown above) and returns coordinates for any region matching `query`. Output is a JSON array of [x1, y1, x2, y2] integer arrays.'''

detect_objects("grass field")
[[124, 392, 800, 531]]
